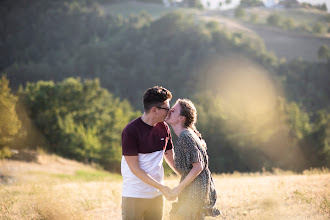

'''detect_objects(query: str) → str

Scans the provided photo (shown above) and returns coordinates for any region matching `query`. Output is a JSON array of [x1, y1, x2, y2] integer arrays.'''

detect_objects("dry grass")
[[212, 172, 330, 220], [1, 154, 329, 220]]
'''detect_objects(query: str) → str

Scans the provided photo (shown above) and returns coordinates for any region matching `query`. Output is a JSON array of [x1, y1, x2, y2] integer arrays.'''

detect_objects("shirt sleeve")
[[122, 125, 139, 156], [182, 133, 203, 165]]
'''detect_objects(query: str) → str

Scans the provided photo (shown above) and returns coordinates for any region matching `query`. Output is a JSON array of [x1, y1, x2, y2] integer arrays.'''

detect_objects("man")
[[121, 86, 177, 220]]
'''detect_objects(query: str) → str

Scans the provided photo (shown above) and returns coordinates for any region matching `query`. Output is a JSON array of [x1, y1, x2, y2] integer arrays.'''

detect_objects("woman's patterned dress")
[[170, 129, 221, 220]]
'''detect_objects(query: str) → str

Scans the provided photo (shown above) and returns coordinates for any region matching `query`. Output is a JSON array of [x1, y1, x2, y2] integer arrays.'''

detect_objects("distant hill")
[[104, 2, 330, 62], [244, 23, 330, 62]]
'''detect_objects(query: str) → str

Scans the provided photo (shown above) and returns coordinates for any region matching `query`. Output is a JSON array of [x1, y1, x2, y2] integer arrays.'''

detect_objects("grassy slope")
[[102, 2, 330, 62], [202, 7, 330, 62], [103, 1, 197, 19], [221, 7, 329, 26], [1, 153, 329, 219]]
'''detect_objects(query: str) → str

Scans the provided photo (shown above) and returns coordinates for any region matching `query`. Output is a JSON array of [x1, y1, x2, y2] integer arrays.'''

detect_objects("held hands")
[[160, 185, 183, 201], [160, 186, 173, 200], [170, 186, 182, 198]]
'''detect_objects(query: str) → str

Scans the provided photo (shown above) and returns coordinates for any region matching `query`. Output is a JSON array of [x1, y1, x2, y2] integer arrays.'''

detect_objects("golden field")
[[0, 154, 329, 220]]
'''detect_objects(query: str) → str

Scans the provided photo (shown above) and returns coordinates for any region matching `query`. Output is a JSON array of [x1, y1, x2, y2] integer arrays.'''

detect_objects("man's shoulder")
[[123, 117, 141, 133], [157, 121, 170, 130], [155, 122, 171, 135]]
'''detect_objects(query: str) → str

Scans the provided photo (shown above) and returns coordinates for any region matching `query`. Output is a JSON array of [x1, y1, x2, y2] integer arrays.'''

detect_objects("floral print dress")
[[170, 129, 220, 220]]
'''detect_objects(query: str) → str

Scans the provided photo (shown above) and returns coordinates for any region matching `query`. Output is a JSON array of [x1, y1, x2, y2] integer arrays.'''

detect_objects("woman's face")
[[165, 103, 182, 125]]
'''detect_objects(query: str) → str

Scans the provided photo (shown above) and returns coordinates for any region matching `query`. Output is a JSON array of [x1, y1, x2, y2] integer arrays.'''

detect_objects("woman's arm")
[[170, 161, 203, 197], [164, 149, 181, 176]]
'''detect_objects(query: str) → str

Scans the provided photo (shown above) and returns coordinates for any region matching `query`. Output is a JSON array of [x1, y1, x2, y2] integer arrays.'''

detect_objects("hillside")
[[1, 152, 330, 219], [0, 152, 123, 219], [104, 2, 330, 62], [200, 10, 330, 62], [203, 7, 330, 62], [1, 0, 329, 176]]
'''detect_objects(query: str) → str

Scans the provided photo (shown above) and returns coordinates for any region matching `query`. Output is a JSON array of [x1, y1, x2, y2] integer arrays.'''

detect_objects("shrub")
[[235, 7, 245, 19], [282, 18, 295, 30], [250, 13, 258, 23], [313, 22, 326, 34], [267, 14, 282, 27]]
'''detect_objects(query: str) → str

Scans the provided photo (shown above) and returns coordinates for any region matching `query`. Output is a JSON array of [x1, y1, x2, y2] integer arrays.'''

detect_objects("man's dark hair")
[[143, 86, 172, 113]]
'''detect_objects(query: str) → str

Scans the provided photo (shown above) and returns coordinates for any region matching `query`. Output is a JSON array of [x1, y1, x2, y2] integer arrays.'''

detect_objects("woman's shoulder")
[[179, 129, 194, 139], [179, 130, 198, 147]]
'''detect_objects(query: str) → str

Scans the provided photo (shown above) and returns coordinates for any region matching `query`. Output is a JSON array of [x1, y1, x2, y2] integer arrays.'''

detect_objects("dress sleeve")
[[181, 133, 203, 165]]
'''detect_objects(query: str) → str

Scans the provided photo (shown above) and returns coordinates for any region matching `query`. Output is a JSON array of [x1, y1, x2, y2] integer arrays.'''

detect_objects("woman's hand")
[[160, 185, 171, 198], [160, 185, 176, 201], [170, 185, 183, 198], [169, 161, 203, 199]]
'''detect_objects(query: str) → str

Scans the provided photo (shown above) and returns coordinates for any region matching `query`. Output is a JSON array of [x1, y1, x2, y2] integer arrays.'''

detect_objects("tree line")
[[0, 0, 329, 173]]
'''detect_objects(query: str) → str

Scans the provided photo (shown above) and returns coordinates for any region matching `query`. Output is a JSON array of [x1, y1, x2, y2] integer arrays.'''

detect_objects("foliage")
[[267, 14, 283, 27], [194, 92, 329, 171], [318, 45, 330, 62], [183, 0, 204, 9], [0, 75, 21, 158], [305, 111, 330, 167], [297, 23, 312, 33], [249, 13, 258, 23], [19, 78, 140, 171], [234, 7, 246, 19], [242, 8, 328, 35], [312, 22, 326, 34], [240, 0, 263, 7], [1, 0, 329, 172], [325, 14, 330, 23], [277, 59, 330, 112], [282, 18, 295, 30], [137, 0, 163, 3], [301, 3, 328, 11]]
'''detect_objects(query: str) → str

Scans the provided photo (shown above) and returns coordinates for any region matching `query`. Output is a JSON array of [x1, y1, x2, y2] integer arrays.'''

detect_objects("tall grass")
[[1, 156, 329, 219]]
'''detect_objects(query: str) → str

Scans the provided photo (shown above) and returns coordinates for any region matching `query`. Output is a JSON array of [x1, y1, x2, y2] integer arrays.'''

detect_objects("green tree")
[[283, 18, 295, 30], [0, 75, 21, 158], [313, 22, 326, 34], [304, 111, 330, 167], [185, 0, 203, 9], [235, 7, 245, 19], [297, 23, 312, 33], [314, 111, 330, 166], [21, 78, 139, 171], [285, 102, 311, 140], [240, 0, 263, 7], [318, 44, 330, 62], [267, 14, 282, 27], [250, 13, 258, 23]]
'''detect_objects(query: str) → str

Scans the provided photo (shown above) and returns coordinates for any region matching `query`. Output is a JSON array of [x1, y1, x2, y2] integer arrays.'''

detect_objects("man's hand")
[[160, 185, 176, 201], [170, 185, 183, 198]]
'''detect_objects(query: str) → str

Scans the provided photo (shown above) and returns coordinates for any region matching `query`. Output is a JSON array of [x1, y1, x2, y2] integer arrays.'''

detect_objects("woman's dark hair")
[[143, 86, 172, 113], [176, 99, 207, 148]]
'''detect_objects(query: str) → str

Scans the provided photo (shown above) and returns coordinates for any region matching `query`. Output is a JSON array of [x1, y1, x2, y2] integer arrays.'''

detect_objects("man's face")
[[165, 103, 181, 125], [155, 100, 170, 122]]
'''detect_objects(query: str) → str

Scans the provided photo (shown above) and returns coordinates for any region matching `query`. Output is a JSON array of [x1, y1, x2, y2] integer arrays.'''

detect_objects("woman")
[[165, 99, 221, 220]]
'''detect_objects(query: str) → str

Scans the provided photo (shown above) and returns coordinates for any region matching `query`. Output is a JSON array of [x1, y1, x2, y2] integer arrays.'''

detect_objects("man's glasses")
[[156, 106, 170, 112]]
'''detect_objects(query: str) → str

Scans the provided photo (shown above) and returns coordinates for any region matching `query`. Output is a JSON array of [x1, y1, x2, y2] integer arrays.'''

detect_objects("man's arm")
[[164, 149, 180, 176], [124, 155, 172, 198]]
